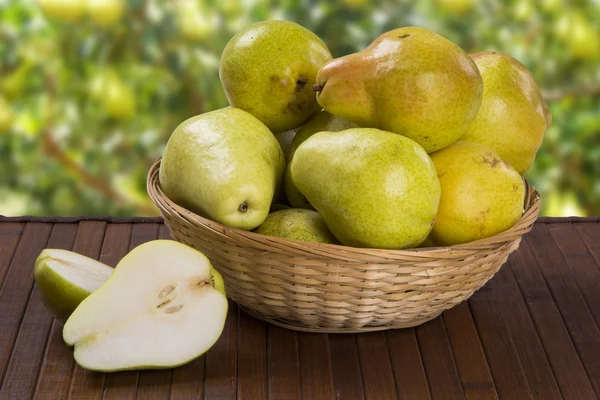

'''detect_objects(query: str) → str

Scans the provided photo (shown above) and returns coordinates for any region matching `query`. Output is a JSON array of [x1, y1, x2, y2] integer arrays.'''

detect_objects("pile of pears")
[[160, 20, 551, 250]]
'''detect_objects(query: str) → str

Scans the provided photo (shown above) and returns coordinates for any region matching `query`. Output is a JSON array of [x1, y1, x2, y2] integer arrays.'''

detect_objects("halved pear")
[[62, 240, 228, 372], [34, 249, 114, 320]]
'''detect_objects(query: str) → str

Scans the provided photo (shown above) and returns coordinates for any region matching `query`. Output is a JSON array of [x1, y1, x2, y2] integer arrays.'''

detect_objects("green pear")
[[34, 249, 113, 320], [291, 128, 440, 249], [255, 209, 339, 244], [219, 20, 332, 133], [314, 27, 483, 153], [159, 107, 285, 230], [284, 110, 357, 209], [63, 240, 227, 372], [461, 51, 552, 174], [429, 141, 525, 246]]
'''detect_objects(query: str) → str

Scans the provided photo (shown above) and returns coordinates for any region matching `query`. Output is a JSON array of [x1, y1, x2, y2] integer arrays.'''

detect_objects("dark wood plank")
[[158, 224, 171, 240], [525, 225, 600, 396], [484, 261, 561, 399], [576, 222, 600, 269], [0, 222, 24, 287], [0, 223, 52, 385], [416, 316, 464, 400], [443, 303, 498, 400], [203, 301, 238, 400], [356, 332, 397, 400], [103, 223, 160, 400], [237, 310, 267, 400], [508, 240, 597, 398], [469, 286, 533, 399], [63, 221, 114, 400], [137, 224, 173, 400], [329, 334, 365, 400], [0, 223, 78, 399], [268, 325, 301, 400], [386, 328, 431, 400], [298, 332, 334, 400], [550, 223, 600, 330], [169, 357, 204, 400]]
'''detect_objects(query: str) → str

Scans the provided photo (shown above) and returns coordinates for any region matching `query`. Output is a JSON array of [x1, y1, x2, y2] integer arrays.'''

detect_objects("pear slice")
[[34, 249, 114, 320], [62, 240, 228, 372]]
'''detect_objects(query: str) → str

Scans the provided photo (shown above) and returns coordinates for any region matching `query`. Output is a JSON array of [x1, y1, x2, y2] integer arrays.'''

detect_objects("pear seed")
[[157, 298, 172, 308], [158, 285, 175, 299], [165, 304, 183, 314]]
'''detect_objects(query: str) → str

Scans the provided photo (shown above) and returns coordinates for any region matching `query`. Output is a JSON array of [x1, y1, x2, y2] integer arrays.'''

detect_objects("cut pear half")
[[62, 240, 228, 372], [34, 249, 114, 320]]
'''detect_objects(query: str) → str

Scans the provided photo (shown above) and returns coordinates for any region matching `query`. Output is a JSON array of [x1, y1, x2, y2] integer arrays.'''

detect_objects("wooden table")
[[0, 216, 599, 399]]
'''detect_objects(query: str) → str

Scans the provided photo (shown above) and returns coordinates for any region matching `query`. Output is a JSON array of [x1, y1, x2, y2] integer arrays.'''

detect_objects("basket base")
[[238, 304, 442, 333]]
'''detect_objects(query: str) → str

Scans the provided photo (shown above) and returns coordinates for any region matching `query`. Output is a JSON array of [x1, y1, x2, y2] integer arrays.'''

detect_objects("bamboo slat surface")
[[0, 216, 599, 399]]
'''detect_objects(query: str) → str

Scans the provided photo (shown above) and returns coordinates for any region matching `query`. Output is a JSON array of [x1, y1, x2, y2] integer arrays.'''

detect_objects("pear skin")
[[291, 128, 440, 249], [315, 27, 483, 153], [255, 209, 339, 244], [34, 249, 113, 320], [284, 110, 357, 209], [219, 20, 332, 132], [429, 141, 525, 246], [159, 107, 285, 231], [461, 51, 551, 174]]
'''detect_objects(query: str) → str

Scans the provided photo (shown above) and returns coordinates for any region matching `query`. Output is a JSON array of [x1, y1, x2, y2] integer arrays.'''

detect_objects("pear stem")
[[312, 84, 324, 92]]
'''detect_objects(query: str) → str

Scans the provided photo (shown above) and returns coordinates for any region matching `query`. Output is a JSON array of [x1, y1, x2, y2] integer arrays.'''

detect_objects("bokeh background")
[[1, 0, 599, 217]]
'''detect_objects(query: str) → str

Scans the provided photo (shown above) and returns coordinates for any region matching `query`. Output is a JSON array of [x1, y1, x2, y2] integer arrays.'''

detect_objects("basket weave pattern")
[[148, 159, 540, 333]]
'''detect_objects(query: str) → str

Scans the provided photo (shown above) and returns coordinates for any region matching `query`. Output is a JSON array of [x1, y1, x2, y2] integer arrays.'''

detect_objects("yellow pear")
[[430, 141, 525, 246], [461, 51, 551, 174], [314, 27, 483, 153]]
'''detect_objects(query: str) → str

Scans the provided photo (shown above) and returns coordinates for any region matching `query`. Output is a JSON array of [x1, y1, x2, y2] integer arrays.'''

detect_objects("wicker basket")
[[147, 158, 540, 333]]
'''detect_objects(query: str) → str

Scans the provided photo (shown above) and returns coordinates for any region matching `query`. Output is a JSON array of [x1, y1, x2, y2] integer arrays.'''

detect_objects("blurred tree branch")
[[42, 130, 157, 215], [41, 71, 156, 216], [542, 85, 600, 102]]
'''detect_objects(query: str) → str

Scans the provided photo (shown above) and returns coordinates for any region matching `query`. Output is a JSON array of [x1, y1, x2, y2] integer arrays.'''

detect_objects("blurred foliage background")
[[0, 0, 599, 217]]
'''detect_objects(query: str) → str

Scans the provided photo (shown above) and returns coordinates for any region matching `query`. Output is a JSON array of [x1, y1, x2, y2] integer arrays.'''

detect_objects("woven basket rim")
[[147, 158, 540, 255]]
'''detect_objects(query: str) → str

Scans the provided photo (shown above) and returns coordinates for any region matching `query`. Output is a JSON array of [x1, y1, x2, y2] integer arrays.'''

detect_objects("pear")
[[284, 110, 357, 209], [219, 20, 332, 132], [314, 27, 483, 153], [34, 249, 113, 320], [63, 240, 227, 372], [255, 209, 338, 244], [291, 128, 440, 249], [461, 51, 552, 174], [429, 141, 525, 246], [159, 107, 285, 230]]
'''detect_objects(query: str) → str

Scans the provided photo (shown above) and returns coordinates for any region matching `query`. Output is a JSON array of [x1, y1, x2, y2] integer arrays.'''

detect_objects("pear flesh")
[[315, 26, 483, 153], [34, 249, 113, 320], [291, 128, 441, 249], [63, 240, 228, 372]]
